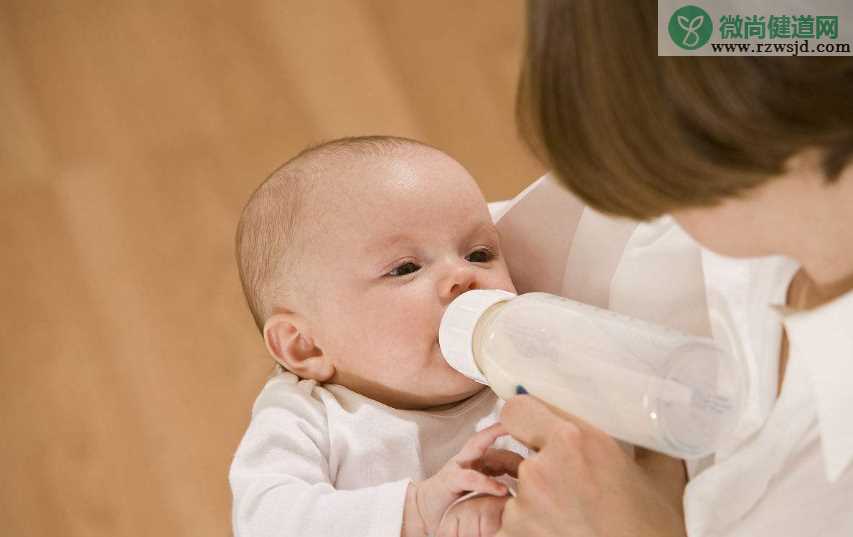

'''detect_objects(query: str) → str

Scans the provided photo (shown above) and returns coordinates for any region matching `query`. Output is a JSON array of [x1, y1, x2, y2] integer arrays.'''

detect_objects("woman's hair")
[[518, 0, 853, 219]]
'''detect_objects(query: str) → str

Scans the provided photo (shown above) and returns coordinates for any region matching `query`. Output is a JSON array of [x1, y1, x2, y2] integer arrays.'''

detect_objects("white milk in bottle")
[[439, 290, 745, 459]]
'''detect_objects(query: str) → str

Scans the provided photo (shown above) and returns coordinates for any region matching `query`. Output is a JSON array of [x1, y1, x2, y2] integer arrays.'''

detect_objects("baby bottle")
[[439, 290, 745, 459]]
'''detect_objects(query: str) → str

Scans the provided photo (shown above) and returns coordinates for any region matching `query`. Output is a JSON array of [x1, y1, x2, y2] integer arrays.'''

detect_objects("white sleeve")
[[496, 173, 710, 336], [229, 377, 410, 537]]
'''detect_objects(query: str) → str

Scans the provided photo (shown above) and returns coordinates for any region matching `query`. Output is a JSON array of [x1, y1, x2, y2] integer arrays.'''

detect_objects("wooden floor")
[[0, 2, 543, 535]]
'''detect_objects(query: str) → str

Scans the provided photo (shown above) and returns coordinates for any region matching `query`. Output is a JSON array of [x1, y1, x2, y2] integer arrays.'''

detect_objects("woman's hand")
[[497, 395, 687, 537]]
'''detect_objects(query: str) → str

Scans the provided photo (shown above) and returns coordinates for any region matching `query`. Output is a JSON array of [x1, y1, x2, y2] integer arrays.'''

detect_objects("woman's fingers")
[[501, 395, 618, 451], [634, 447, 687, 508], [500, 395, 585, 451], [454, 423, 508, 464], [473, 448, 523, 478]]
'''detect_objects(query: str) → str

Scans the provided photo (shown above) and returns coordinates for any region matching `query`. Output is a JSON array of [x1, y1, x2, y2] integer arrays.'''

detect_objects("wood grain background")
[[0, 2, 543, 536]]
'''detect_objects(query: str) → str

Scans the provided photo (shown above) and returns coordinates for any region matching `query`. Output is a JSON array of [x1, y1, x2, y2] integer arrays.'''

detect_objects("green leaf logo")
[[669, 5, 713, 50]]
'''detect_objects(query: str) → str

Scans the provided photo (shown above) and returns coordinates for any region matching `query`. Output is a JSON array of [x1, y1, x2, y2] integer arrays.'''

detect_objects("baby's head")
[[236, 136, 515, 409]]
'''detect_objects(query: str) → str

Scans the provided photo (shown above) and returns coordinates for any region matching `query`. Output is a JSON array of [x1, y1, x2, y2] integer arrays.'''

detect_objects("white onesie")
[[229, 372, 525, 537]]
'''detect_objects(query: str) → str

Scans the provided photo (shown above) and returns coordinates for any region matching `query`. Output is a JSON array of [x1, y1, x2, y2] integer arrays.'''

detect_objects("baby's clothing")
[[230, 372, 525, 537]]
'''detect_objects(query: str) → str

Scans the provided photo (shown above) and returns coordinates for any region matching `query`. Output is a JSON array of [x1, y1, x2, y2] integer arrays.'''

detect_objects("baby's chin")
[[403, 343, 486, 408], [429, 369, 487, 406], [420, 382, 487, 410]]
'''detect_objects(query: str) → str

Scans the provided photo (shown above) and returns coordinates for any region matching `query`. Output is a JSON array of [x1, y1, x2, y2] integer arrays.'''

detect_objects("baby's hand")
[[404, 423, 522, 537], [436, 494, 509, 537]]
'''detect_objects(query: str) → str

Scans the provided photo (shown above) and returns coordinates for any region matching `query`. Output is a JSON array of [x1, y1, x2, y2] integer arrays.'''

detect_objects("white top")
[[494, 175, 853, 536], [229, 373, 524, 537], [683, 252, 853, 536]]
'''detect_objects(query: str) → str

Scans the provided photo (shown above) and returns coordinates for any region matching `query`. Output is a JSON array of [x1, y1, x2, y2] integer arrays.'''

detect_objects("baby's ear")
[[263, 312, 334, 382]]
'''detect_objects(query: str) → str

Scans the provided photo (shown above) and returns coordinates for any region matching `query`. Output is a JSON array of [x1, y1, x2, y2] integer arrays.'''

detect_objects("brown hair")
[[518, 0, 853, 220]]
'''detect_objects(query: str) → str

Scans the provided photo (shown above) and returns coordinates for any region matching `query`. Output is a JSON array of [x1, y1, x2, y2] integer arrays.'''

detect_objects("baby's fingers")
[[436, 516, 459, 537], [478, 501, 505, 537], [454, 423, 508, 465], [449, 469, 508, 497], [439, 496, 508, 537], [476, 496, 508, 537]]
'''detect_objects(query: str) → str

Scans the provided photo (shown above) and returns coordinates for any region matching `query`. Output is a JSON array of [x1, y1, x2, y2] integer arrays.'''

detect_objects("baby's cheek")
[[371, 317, 416, 351], [489, 274, 515, 294], [482, 262, 513, 290]]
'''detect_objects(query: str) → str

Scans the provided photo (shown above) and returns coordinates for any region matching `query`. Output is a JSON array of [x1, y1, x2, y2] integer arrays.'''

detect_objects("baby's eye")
[[387, 261, 421, 277], [466, 248, 495, 263]]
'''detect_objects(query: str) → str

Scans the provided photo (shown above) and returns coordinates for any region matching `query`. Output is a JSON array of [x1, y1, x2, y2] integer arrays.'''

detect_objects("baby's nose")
[[442, 265, 478, 303]]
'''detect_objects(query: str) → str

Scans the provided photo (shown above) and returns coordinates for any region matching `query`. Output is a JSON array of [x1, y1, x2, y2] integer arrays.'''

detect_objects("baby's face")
[[301, 149, 515, 409]]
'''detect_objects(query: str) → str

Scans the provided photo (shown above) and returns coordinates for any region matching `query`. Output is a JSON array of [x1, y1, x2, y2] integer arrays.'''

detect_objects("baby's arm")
[[230, 380, 520, 537], [229, 384, 411, 537]]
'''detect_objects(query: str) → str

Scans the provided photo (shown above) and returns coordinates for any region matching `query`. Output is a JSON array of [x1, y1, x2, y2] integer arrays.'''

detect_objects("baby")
[[229, 136, 525, 537]]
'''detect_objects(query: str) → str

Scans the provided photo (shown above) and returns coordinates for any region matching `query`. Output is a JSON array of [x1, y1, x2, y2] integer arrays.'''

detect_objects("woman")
[[497, 1, 853, 536]]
